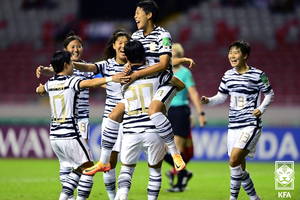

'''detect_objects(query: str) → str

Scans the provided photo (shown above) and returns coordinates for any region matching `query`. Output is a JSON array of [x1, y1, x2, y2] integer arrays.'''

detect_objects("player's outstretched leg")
[[150, 111, 186, 171]]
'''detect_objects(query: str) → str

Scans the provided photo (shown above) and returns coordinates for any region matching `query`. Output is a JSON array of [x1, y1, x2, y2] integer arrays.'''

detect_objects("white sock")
[[77, 174, 94, 200], [117, 166, 135, 199], [241, 170, 258, 198], [150, 112, 179, 155], [100, 118, 120, 164], [103, 168, 117, 200], [230, 165, 242, 199], [148, 167, 162, 200]]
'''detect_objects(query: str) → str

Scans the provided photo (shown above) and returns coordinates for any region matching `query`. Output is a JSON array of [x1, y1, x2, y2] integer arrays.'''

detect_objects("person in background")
[[164, 43, 206, 192], [201, 40, 274, 200]]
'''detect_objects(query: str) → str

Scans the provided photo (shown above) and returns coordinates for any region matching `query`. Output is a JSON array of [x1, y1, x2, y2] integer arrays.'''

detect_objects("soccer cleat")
[[181, 171, 193, 190], [172, 153, 186, 171], [167, 186, 183, 192], [165, 170, 174, 187], [83, 161, 111, 175]]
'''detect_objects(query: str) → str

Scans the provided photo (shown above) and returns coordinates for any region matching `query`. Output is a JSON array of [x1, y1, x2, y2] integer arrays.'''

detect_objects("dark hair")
[[63, 31, 83, 49], [51, 50, 72, 73], [103, 29, 131, 60], [136, 0, 159, 23], [124, 40, 145, 63], [229, 39, 251, 60]]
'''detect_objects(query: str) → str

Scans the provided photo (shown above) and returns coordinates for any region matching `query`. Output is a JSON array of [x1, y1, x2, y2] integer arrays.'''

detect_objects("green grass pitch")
[[0, 159, 299, 200]]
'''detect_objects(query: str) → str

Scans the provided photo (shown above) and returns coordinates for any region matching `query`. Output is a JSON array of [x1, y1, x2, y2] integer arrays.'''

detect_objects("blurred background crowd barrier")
[[0, 0, 299, 160]]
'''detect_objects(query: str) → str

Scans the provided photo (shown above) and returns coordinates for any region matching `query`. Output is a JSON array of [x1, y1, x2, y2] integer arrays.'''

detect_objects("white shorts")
[[227, 126, 262, 158], [51, 136, 94, 170], [78, 118, 90, 140], [102, 117, 123, 152], [153, 84, 178, 111], [120, 132, 166, 166]]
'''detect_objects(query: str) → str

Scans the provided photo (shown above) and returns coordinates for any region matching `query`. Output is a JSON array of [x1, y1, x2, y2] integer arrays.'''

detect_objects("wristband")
[[36, 87, 39, 93], [200, 111, 205, 116], [106, 77, 113, 83]]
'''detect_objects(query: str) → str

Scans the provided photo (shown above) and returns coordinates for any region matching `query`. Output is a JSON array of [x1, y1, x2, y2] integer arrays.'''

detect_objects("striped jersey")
[[219, 66, 272, 129], [73, 60, 94, 120], [95, 58, 124, 118], [44, 75, 82, 140], [121, 64, 159, 134], [131, 26, 173, 85]]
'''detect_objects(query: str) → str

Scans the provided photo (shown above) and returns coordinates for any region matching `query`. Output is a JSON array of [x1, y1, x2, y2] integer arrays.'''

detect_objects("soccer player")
[[72, 29, 131, 200], [83, 0, 193, 176], [114, 40, 166, 200], [164, 43, 206, 192], [36, 31, 95, 200], [36, 50, 128, 200], [200, 40, 274, 200]]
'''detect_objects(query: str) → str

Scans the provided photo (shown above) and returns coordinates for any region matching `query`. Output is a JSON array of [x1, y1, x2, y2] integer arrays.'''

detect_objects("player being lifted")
[[115, 40, 167, 200], [83, 0, 194, 175]]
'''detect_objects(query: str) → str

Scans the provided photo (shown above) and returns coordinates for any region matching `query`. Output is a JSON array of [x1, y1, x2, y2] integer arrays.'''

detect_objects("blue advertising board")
[[88, 125, 300, 162]]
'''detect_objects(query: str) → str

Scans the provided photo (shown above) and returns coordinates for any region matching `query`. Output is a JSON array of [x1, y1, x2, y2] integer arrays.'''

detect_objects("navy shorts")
[[167, 105, 191, 138]]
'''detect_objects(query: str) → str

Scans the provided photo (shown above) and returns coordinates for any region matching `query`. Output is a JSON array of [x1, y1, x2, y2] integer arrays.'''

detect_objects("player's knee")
[[229, 156, 241, 167]]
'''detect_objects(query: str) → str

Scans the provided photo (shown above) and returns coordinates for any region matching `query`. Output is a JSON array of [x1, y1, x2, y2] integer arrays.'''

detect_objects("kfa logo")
[[274, 161, 295, 198], [274, 161, 295, 190], [278, 192, 291, 198]]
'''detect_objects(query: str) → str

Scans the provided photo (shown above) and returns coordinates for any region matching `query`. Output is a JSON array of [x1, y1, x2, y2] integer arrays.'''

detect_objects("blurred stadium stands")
[[0, 0, 299, 113]]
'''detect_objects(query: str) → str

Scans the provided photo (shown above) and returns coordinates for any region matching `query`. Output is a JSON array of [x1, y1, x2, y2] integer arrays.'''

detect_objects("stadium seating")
[[0, 0, 299, 106]]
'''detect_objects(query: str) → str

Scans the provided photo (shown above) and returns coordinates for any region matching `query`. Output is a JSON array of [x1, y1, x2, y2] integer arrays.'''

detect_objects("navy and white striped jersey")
[[73, 60, 94, 120], [131, 26, 173, 85], [44, 75, 82, 140], [121, 64, 160, 134], [95, 58, 124, 118], [219, 66, 272, 129]]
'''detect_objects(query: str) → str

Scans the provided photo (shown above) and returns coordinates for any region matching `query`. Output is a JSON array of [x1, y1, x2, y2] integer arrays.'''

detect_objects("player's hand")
[[36, 65, 44, 78], [252, 109, 262, 118], [185, 58, 195, 69], [200, 96, 209, 104], [36, 83, 44, 97], [122, 63, 132, 75], [124, 71, 139, 86], [112, 73, 130, 83]]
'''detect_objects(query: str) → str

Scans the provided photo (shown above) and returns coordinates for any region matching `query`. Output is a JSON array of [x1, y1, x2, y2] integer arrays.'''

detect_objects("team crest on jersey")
[[261, 74, 270, 87], [162, 38, 170, 50], [247, 81, 253, 88], [150, 42, 156, 51]]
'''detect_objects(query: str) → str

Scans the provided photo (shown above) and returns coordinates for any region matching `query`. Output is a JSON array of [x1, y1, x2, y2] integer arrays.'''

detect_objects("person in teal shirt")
[[166, 43, 206, 192]]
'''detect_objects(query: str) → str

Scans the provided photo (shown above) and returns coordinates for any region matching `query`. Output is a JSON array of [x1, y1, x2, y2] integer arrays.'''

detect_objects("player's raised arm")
[[36, 65, 54, 78], [73, 61, 98, 73], [173, 57, 195, 69], [79, 73, 130, 89]]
